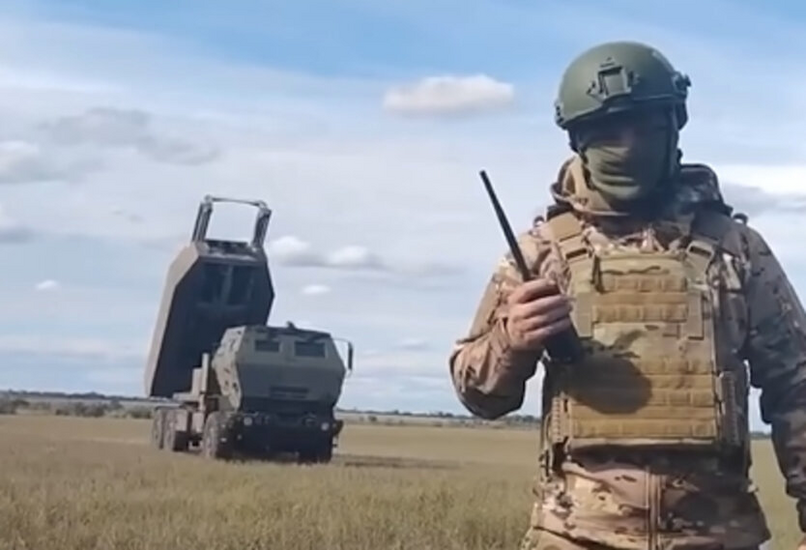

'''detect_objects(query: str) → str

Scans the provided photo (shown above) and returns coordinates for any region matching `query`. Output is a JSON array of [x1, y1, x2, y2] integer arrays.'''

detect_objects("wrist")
[[493, 317, 541, 372]]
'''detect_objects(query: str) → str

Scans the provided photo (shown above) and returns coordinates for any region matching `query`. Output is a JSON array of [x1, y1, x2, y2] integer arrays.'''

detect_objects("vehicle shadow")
[[333, 453, 458, 471]]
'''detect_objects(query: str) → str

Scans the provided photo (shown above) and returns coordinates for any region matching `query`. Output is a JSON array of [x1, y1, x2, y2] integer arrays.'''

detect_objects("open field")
[[0, 415, 795, 549]]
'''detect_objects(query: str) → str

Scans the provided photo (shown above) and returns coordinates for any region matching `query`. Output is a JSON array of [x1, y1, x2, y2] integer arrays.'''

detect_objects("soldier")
[[449, 40, 806, 549]]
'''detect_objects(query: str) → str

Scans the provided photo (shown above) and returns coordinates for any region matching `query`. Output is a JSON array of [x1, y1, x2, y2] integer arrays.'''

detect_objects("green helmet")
[[554, 41, 691, 132]]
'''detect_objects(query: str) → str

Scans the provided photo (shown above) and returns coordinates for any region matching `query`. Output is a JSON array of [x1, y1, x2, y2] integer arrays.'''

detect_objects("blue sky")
[[2, 1, 806, 430]]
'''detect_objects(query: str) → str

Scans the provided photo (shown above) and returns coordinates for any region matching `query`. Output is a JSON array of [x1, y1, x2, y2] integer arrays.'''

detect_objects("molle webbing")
[[544, 210, 747, 453]]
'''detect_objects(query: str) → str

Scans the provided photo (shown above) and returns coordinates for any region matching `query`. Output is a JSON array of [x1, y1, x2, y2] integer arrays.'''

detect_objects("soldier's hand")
[[797, 534, 806, 549], [505, 278, 573, 352]]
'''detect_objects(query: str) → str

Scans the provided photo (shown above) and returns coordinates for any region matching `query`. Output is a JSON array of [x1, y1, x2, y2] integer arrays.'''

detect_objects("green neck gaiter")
[[581, 129, 676, 206]]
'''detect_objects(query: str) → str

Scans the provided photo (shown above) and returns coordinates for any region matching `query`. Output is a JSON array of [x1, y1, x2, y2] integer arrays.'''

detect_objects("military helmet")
[[554, 41, 691, 132]]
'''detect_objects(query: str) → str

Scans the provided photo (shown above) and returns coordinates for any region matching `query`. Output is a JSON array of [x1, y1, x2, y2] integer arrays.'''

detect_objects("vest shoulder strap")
[[684, 206, 744, 282], [545, 210, 588, 264], [545, 205, 745, 269]]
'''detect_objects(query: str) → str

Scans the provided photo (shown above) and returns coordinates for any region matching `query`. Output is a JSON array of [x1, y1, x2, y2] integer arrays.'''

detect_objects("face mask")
[[581, 128, 674, 204]]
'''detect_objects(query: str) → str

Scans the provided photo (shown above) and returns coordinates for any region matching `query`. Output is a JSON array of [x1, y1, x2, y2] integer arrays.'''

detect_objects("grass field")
[[0, 415, 795, 549]]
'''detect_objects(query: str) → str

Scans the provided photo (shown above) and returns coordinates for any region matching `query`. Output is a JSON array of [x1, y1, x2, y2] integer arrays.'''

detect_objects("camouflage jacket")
[[449, 156, 806, 549]]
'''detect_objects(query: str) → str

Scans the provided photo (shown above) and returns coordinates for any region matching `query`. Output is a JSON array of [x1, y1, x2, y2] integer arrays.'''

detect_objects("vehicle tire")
[[201, 411, 231, 459], [317, 442, 333, 463], [173, 430, 189, 452], [298, 437, 333, 464], [164, 409, 189, 452], [150, 408, 166, 449]]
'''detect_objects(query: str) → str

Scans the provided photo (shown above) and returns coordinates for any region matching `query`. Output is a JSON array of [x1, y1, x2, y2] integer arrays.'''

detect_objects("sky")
[[1, 0, 806, 430]]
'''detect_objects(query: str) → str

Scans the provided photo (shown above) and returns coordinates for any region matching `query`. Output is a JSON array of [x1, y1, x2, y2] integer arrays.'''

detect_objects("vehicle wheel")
[[201, 411, 231, 459], [318, 437, 333, 463], [164, 409, 189, 452], [173, 430, 189, 451], [150, 408, 166, 449], [297, 448, 316, 464], [317, 442, 333, 463], [298, 437, 333, 464]]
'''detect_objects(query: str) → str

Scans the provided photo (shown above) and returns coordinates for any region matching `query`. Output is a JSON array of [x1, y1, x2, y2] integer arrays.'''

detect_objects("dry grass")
[[0, 415, 797, 549]]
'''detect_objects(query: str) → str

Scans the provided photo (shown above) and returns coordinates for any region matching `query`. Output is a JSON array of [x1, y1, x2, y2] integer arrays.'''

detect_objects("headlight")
[[243, 416, 253, 426], [320, 422, 330, 431]]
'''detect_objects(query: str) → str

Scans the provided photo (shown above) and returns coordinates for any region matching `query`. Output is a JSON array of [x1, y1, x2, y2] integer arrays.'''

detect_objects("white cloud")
[[721, 181, 806, 218], [382, 74, 515, 116], [326, 245, 383, 269], [301, 283, 331, 296], [268, 235, 320, 265], [266, 235, 461, 279], [717, 165, 806, 197], [34, 279, 60, 291], [40, 107, 221, 165], [0, 201, 37, 243], [0, 139, 90, 185]]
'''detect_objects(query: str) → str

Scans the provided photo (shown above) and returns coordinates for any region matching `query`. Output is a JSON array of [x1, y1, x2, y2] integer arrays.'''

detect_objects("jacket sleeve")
[[741, 226, 806, 532], [448, 228, 553, 420]]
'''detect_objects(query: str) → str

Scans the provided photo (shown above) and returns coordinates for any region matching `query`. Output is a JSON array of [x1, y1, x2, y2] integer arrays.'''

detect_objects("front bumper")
[[229, 413, 343, 452]]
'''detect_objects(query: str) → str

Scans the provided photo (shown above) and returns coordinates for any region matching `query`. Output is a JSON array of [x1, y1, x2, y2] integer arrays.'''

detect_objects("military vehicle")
[[144, 195, 354, 463]]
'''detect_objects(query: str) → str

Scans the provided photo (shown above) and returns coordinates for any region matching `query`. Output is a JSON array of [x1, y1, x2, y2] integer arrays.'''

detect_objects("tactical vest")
[[541, 208, 750, 456]]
